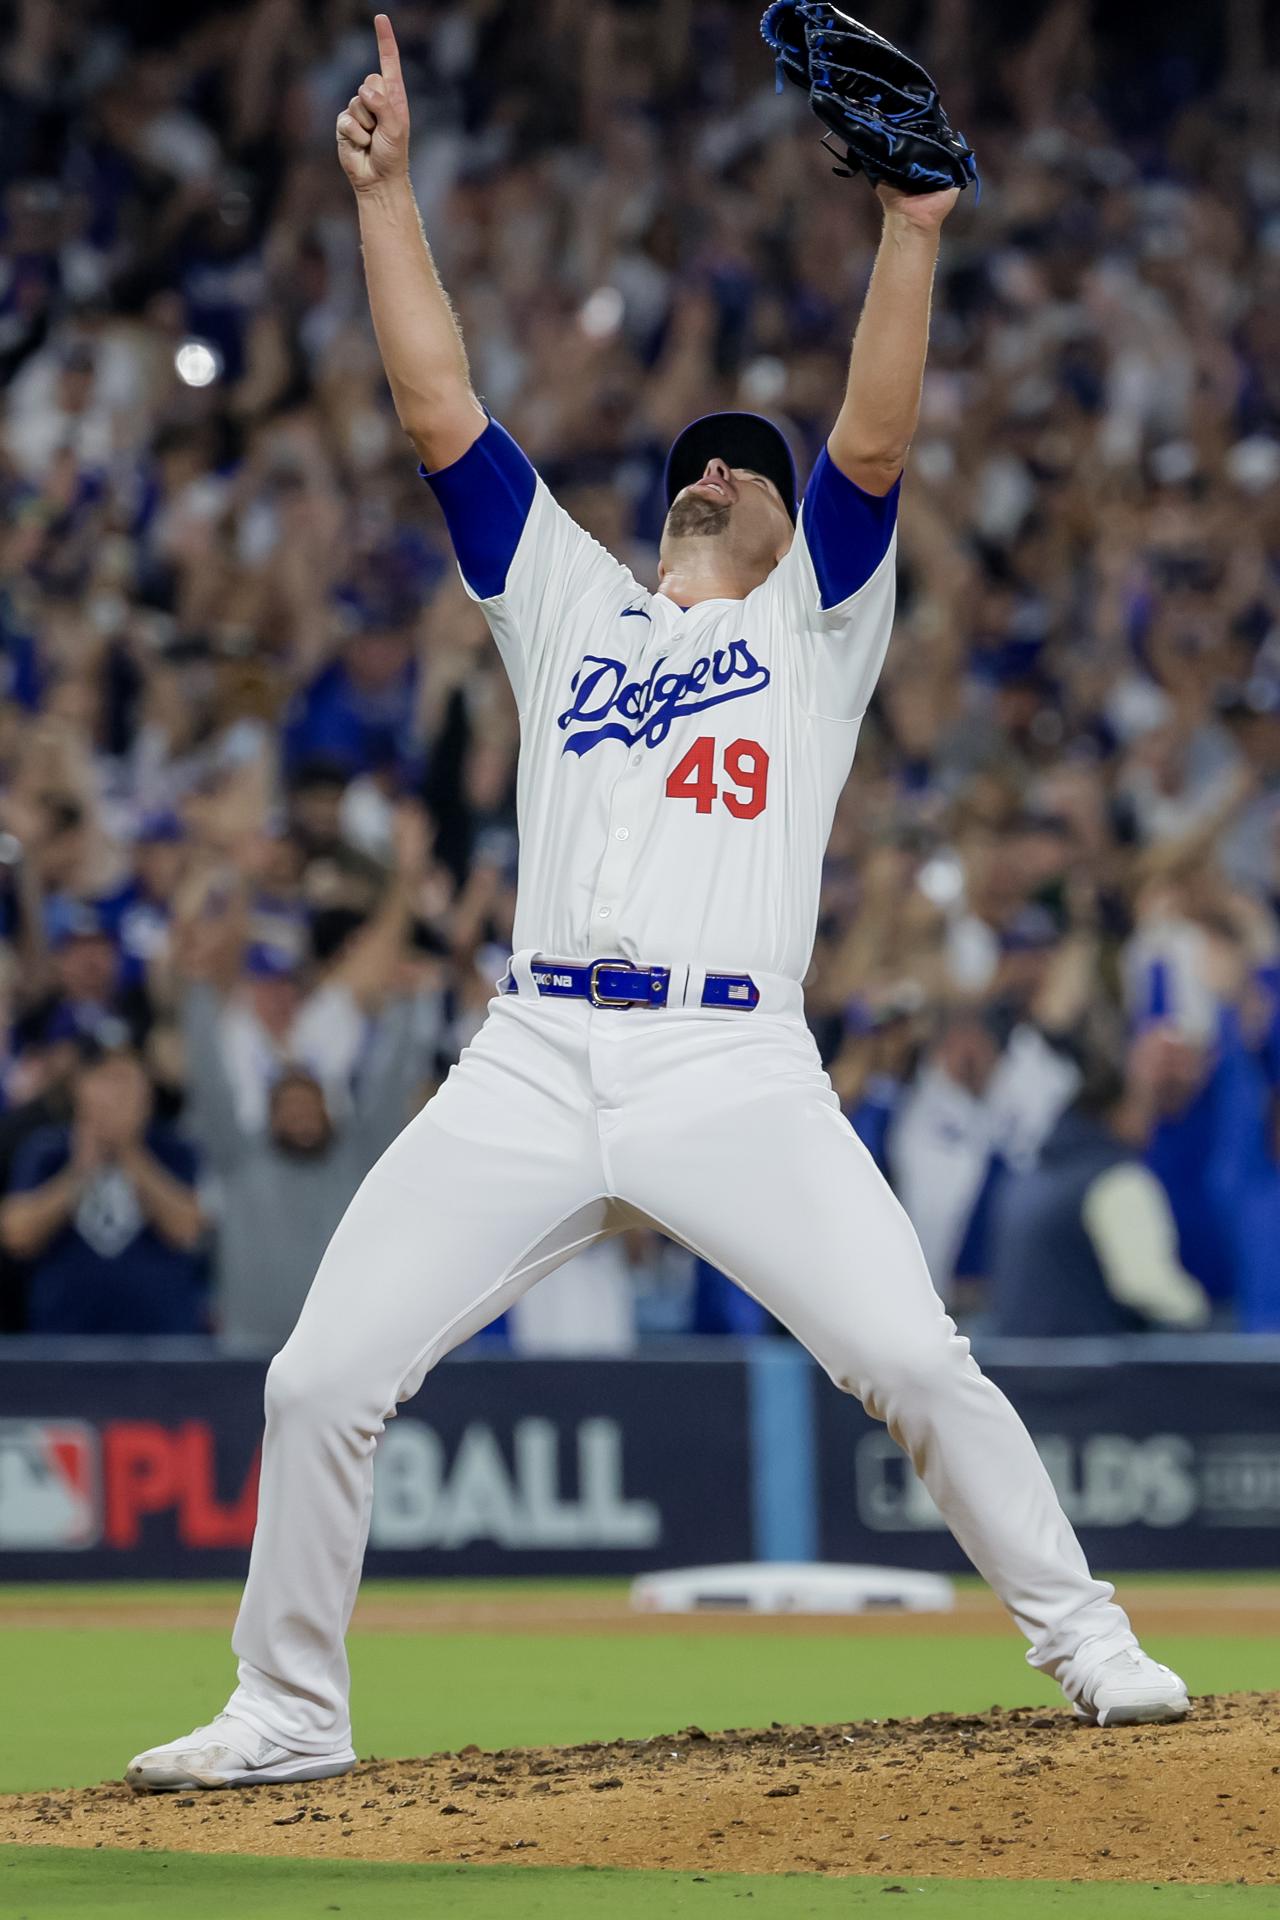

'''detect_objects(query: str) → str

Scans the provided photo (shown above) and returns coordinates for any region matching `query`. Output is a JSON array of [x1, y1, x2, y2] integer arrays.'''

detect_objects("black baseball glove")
[[760, 2, 978, 196]]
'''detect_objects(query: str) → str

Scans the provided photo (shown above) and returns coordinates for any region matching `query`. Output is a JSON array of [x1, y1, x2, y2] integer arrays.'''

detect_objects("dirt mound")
[[4, 1693, 1277, 1883]]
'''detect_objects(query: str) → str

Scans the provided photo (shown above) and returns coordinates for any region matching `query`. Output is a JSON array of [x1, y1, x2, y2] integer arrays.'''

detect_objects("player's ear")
[[656, 557, 667, 582]]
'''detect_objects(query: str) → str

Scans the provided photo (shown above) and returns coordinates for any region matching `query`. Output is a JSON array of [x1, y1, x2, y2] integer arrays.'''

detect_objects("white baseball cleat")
[[1062, 1643, 1191, 1728], [126, 1712, 356, 1792]]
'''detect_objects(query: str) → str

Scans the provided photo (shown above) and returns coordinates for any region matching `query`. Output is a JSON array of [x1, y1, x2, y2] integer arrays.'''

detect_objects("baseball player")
[[128, 12, 1187, 1791]]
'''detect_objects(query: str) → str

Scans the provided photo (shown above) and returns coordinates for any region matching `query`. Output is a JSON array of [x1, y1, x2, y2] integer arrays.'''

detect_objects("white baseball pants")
[[228, 985, 1133, 1752]]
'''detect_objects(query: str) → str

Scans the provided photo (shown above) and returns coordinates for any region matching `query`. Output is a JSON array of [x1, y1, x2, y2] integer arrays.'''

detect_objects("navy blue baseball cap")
[[665, 412, 798, 524]]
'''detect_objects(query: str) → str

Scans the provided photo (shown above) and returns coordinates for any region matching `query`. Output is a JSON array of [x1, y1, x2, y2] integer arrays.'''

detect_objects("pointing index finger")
[[374, 13, 403, 90]]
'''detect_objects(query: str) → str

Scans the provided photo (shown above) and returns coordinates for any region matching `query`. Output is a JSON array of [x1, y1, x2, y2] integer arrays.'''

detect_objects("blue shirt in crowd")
[[12, 1126, 207, 1336]]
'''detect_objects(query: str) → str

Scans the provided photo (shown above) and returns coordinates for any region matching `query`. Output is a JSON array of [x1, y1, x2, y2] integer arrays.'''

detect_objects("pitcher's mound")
[[3, 1692, 1276, 1883]]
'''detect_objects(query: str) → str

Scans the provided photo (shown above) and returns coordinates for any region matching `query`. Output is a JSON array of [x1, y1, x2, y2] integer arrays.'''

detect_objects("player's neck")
[[656, 550, 765, 609]]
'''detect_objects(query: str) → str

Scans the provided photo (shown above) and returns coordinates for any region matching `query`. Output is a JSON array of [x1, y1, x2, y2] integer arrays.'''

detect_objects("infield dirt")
[[2, 1692, 1275, 1885], [1, 1579, 1274, 1637]]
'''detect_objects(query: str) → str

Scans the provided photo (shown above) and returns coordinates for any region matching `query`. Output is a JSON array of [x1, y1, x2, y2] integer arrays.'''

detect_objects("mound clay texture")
[[3, 1693, 1276, 1883]]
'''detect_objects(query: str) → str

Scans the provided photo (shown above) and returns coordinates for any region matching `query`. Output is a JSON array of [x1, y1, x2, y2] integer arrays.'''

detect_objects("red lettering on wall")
[[178, 1428, 260, 1547], [103, 1421, 260, 1550], [103, 1422, 180, 1547]]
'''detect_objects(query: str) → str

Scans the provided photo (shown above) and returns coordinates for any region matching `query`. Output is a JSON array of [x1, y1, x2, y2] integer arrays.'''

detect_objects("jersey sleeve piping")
[[800, 444, 900, 612], [420, 416, 538, 601]]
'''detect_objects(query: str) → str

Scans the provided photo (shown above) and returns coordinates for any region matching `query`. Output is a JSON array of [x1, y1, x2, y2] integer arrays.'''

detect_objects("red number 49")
[[665, 736, 769, 819]]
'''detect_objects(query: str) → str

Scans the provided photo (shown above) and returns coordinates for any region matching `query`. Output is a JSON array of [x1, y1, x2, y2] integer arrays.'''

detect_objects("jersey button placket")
[[588, 742, 644, 944]]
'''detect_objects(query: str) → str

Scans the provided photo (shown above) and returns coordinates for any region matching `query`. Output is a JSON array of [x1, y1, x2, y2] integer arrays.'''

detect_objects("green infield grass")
[[0, 1577, 1275, 1919], [1, 1850, 1277, 1919], [0, 1586, 1275, 1795]]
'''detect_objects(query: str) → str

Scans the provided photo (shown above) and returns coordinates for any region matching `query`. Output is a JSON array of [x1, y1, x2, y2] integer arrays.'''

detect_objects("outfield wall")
[[1, 1337, 1278, 1579]]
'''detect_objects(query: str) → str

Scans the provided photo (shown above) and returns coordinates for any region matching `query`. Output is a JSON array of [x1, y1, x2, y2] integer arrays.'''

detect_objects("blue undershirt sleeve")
[[801, 445, 901, 612], [420, 417, 538, 601]]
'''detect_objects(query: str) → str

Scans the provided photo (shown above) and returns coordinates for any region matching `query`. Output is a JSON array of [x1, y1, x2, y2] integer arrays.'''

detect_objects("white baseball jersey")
[[425, 419, 899, 982], [227, 438, 1136, 1766]]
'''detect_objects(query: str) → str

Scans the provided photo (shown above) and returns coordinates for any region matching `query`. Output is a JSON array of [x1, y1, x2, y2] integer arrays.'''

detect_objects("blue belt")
[[503, 957, 761, 1011]]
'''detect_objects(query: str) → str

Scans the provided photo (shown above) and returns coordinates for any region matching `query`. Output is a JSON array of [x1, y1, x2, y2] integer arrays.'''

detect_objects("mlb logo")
[[0, 1421, 101, 1550]]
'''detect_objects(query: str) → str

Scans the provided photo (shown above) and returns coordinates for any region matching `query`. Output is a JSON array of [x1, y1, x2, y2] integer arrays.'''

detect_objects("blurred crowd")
[[0, 0, 1278, 1348]]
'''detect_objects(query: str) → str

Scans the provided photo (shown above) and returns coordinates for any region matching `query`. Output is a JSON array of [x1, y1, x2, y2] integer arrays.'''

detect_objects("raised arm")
[[179, 981, 252, 1173], [324, 802, 429, 1011], [829, 184, 959, 497], [349, 992, 440, 1160], [337, 14, 486, 471]]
